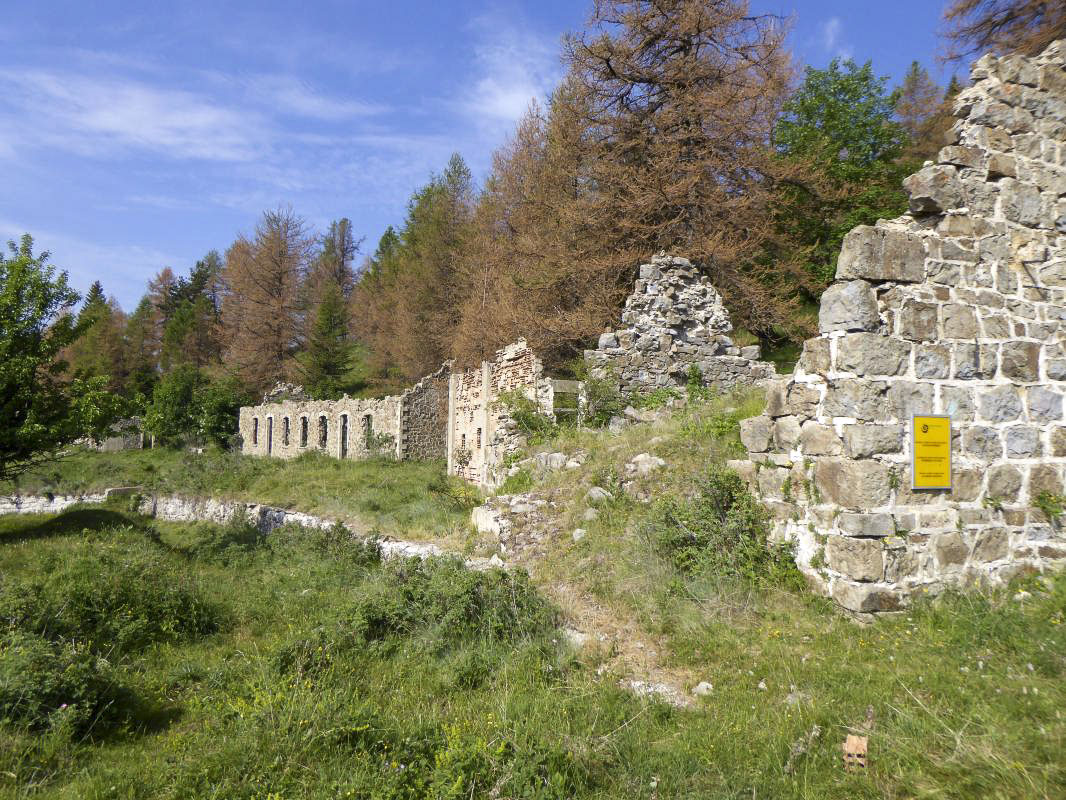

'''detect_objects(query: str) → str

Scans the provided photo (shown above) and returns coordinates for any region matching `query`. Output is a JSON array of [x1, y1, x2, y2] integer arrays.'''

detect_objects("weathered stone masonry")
[[239, 365, 450, 463], [733, 41, 1066, 613], [585, 253, 776, 394]]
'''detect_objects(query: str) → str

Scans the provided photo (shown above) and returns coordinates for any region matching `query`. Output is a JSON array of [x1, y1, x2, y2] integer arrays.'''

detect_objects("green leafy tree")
[[144, 365, 202, 446], [0, 236, 122, 481], [301, 280, 351, 399], [195, 374, 251, 447], [769, 59, 912, 297]]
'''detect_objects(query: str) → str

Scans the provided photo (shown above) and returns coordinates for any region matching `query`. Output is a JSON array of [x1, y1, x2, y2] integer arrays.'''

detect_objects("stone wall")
[[584, 253, 776, 394], [448, 339, 552, 487], [400, 364, 451, 460], [239, 395, 403, 461], [733, 41, 1066, 614]]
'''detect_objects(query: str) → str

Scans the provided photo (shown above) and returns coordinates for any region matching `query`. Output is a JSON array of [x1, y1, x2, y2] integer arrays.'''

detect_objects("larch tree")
[[561, 0, 801, 336], [943, 0, 1066, 60], [894, 61, 949, 161], [221, 208, 312, 394]]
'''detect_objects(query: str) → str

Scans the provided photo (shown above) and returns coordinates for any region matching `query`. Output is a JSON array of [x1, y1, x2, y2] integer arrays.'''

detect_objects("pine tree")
[[302, 280, 351, 399], [895, 61, 946, 162]]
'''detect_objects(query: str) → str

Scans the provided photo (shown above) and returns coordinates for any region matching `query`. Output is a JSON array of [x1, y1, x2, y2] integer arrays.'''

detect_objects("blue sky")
[[1, 1, 954, 310]]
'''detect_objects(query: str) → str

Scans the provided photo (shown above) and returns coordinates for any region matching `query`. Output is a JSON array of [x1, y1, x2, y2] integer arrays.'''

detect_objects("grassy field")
[[1, 390, 1064, 797], [1, 448, 476, 540]]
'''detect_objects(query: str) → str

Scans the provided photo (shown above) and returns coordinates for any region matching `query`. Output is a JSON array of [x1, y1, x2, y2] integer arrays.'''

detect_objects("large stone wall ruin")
[[585, 253, 775, 394], [733, 41, 1066, 614]]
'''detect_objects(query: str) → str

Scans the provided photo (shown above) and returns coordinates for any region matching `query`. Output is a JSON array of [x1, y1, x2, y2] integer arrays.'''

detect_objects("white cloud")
[[0, 218, 188, 308], [0, 69, 265, 161], [819, 16, 854, 61], [463, 12, 561, 132]]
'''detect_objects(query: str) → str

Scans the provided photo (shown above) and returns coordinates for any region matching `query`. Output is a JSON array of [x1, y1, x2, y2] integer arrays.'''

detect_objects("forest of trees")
[[6, 0, 1060, 455]]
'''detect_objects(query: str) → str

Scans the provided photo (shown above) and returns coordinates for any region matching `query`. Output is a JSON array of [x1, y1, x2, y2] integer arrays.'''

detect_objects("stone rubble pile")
[[585, 253, 776, 394], [733, 41, 1066, 614]]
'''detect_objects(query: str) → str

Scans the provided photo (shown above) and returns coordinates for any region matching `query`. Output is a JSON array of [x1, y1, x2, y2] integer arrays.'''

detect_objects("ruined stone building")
[[733, 41, 1066, 613]]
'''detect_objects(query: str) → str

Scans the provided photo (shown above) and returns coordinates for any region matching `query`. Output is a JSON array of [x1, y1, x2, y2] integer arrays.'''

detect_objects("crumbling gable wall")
[[400, 364, 450, 460], [733, 41, 1066, 614], [447, 340, 551, 487], [585, 253, 775, 393]]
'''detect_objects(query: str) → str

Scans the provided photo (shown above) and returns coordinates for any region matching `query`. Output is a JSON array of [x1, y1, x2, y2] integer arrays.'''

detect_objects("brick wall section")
[[733, 41, 1066, 614], [584, 253, 776, 394]]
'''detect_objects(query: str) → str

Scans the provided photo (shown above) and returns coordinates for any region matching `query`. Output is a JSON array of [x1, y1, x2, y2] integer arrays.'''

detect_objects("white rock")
[[586, 486, 614, 504], [582, 508, 599, 521], [488, 553, 505, 567], [572, 528, 587, 541], [692, 681, 714, 696], [629, 453, 667, 475], [471, 505, 505, 535]]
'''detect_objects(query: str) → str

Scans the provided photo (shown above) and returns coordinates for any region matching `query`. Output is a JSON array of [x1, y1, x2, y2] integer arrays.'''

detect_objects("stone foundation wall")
[[733, 41, 1066, 614], [584, 253, 776, 393]]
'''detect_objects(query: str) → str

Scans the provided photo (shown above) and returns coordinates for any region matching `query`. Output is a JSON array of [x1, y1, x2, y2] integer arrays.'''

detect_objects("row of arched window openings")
[[250, 413, 374, 455]]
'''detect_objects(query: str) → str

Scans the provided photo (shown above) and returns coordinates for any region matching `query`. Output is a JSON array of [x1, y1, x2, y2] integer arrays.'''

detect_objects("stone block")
[[963, 426, 1003, 460], [914, 344, 951, 379], [836, 225, 927, 283], [835, 333, 910, 376], [819, 280, 880, 333], [954, 343, 998, 380], [831, 581, 903, 613], [899, 301, 939, 341], [1028, 387, 1063, 422], [954, 468, 982, 502], [814, 458, 892, 508], [826, 536, 885, 582], [887, 381, 935, 419], [1005, 426, 1040, 458], [972, 528, 1010, 562], [986, 152, 1017, 178], [978, 385, 1023, 422], [764, 381, 788, 417], [935, 531, 970, 567], [797, 338, 831, 376], [987, 464, 1023, 502], [1029, 464, 1063, 497], [739, 416, 772, 452], [941, 386, 976, 421], [597, 331, 619, 349], [942, 304, 978, 338], [981, 313, 1012, 339], [1002, 178, 1042, 226], [903, 164, 963, 215], [787, 383, 820, 419], [773, 415, 802, 450], [1051, 426, 1066, 457], [843, 424, 902, 458], [799, 421, 843, 456], [823, 379, 888, 421], [838, 512, 894, 537], [758, 466, 790, 499], [1000, 341, 1041, 382]]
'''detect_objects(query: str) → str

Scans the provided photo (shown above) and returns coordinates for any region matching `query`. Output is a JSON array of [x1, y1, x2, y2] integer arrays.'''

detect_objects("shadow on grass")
[[0, 507, 145, 544]]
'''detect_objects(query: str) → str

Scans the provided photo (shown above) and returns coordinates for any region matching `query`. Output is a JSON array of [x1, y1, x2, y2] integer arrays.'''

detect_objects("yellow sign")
[[912, 415, 952, 490]]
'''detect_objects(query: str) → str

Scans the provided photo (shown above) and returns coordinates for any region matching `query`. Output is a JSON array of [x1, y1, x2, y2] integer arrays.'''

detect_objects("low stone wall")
[[584, 253, 776, 394], [400, 364, 451, 461], [733, 41, 1066, 614]]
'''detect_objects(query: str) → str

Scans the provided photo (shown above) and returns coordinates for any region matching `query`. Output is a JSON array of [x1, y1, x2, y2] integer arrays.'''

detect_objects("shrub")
[[582, 376, 625, 429], [0, 542, 223, 654], [497, 390, 556, 444], [0, 630, 131, 735], [647, 467, 800, 585], [185, 512, 267, 564], [343, 558, 558, 647]]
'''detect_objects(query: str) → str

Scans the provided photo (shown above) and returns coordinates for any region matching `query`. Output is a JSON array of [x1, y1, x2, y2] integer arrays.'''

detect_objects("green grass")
[[2, 448, 475, 539], [0, 507, 1062, 798]]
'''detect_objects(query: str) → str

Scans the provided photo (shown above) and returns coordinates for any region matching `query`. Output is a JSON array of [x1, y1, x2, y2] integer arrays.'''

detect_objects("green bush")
[[582, 375, 625, 428], [0, 630, 131, 735], [0, 542, 223, 654], [345, 557, 558, 647], [497, 389, 557, 444], [184, 512, 267, 564], [647, 467, 800, 585]]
